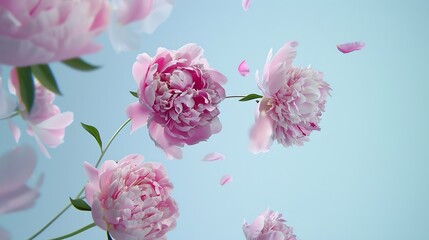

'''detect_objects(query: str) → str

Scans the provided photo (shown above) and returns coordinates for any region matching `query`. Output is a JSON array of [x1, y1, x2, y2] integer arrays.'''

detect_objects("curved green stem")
[[225, 95, 246, 99], [49, 223, 95, 240], [0, 111, 19, 120], [27, 119, 131, 240]]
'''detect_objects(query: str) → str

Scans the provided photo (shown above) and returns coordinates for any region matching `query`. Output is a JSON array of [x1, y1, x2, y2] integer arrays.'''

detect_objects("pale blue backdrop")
[[1, 0, 429, 239]]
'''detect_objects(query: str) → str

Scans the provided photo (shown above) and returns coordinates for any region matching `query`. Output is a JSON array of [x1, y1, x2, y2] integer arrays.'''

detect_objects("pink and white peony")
[[127, 43, 227, 159], [9, 69, 74, 158], [0, 146, 42, 214], [0, 0, 109, 66], [249, 41, 331, 154], [84, 154, 179, 240], [243, 209, 297, 240]]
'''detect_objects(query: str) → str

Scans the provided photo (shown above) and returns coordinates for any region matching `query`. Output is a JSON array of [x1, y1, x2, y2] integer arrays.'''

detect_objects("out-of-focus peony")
[[0, 146, 43, 214], [127, 43, 227, 159], [243, 209, 297, 240], [9, 69, 74, 158], [249, 41, 331, 154], [0, 0, 109, 66], [109, 0, 175, 52], [84, 154, 179, 240]]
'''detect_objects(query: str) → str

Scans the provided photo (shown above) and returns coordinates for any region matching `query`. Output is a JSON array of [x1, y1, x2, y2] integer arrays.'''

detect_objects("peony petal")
[[0, 146, 36, 195], [202, 152, 225, 162], [83, 161, 99, 205], [238, 60, 250, 77], [8, 120, 21, 143], [336, 41, 365, 54], [108, 17, 141, 52], [115, 0, 154, 26], [133, 53, 152, 85], [260, 231, 286, 240], [220, 174, 233, 186], [139, 0, 175, 34], [126, 102, 151, 132], [148, 122, 182, 160], [36, 112, 74, 129], [242, 0, 252, 11], [249, 112, 274, 154]]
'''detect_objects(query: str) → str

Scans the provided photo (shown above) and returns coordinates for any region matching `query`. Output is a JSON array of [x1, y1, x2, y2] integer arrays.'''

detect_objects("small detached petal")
[[242, 0, 252, 11], [220, 174, 233, 186], [336, 41, 365, 54], [202, 152, 225, 162], [238, 60, 250, 77]]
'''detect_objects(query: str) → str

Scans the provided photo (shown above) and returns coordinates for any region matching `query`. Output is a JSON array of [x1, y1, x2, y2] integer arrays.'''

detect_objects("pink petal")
[[36, 112, 74, 129], [202, 152, 225, 162], [83, 161, 99, 205], [0, 146, 36, 195], [139, 0, 175, 34], [220, 174, 233, 186], [336, 41, 365, 54], [116, 0, 154, 26], [126, 102, 151, 132], [249, 112, 273, 154], [108, 20, 141, 52], [8, 121, 21, 143], [260, 231, 286, 240], [242, 0, 252, 11], [148, 122, 182, 160], [133, 53, 152, 85], [238, 60, 250, 77]]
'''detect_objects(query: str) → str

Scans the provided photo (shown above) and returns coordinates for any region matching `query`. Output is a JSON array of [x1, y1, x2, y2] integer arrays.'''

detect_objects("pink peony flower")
[[0, 0, 109, 66], [9, 69, 74, 158], [243, 209, 297, 240], [250, 41, 331, 154], [0, 146, 43, 214], [127, 43, 227, 159], [84, 154, 179, 240], [109, 0, 175, 52]]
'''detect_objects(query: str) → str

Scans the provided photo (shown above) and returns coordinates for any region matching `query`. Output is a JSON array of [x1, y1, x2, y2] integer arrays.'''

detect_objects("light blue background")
[[1, 0, 429, 239]]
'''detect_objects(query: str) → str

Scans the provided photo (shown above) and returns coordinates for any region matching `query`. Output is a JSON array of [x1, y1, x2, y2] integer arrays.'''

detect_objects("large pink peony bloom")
[[243, 209, 297, 240], [127, 43, 227, 159], [9, 69, 74, 158], [0, 0, 109, 66], [0, 146, 42, 214], [249, 41, 331, 154], [84, 154, 179, 240]]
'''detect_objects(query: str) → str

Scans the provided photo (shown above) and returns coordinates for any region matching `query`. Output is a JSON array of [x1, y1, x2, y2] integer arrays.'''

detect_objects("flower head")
[[0, 0, 109, 66], [250, 41, 331, 154], [84, 154, 179, 240], [9, 69, 74, 158], [243, 209, 297, 240], [127, 43, 227, 159]]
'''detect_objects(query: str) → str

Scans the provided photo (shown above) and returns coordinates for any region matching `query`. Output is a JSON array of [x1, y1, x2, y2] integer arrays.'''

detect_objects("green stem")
[[0, 111, 19, 120], [27, 119, 131, 240], [225, 95, 246, 99], [49, 223, 95, 240]]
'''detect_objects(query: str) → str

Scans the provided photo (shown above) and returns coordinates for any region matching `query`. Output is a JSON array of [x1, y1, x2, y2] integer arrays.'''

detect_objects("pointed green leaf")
[[31, 64, 62, 95], [62, 58, 100, 71], [130, 91, 138, 98], [81, 123, 103, 150], [107, 232, 113, 240], [16, 67, 35, 113], [239, 93, 263, 102], [69, 198, 91, 211]]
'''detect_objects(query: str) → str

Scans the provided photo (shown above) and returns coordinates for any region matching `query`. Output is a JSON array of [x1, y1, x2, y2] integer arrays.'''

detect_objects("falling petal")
[[8, 121, 20, 143], [336, 41, 365, 54], [249, 112, 273, 154], [202, 152, 225, 162], [238, 60, 250, 77], [220, 174, 233, 186], [242, 0, 252, 11]]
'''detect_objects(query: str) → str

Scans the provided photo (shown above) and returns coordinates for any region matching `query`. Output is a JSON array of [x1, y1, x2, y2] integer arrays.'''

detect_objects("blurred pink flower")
[[84, 154, 179, 240], [9, 69, 74, 158], [127, 43, 227, 159], [243, 209, 297, 240], [0, 146, 42, 214], [0, 0, 109, 66], [250, 41, 331, 154], [109, 0, 175, 52]]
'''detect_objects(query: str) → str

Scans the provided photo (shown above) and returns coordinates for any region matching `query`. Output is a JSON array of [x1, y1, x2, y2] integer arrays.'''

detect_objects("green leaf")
[[81, 123, 103, 150], [69, 198, 91, 211], [130, 91, 138, 98], [62, 58, 99, 71], [31, 64, 62, 95], [239, 93, 263, 102], [16, 67, 35, 113], [107, 232, 113, 240]]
